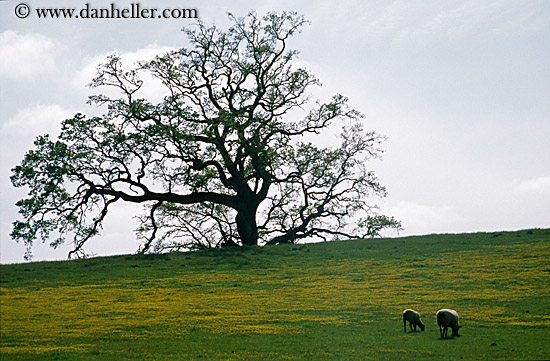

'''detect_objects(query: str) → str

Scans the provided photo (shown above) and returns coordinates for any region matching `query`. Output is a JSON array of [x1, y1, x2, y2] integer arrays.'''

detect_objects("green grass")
[[1, 229, 550, 360]]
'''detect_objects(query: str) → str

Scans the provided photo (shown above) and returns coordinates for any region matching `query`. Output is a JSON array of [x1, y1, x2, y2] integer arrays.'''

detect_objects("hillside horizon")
[[2, 227, 547, 265]]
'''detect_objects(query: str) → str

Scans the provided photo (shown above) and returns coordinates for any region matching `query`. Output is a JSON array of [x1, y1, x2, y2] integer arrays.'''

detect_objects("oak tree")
[[11, 12, 401, 259]]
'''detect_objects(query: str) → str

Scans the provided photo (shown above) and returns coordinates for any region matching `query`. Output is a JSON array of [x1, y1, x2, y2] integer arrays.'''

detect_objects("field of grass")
[[1, 229, 550, 360]]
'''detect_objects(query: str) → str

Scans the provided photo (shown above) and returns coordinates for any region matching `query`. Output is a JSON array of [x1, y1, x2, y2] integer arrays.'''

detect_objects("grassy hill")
[[1, 229, 549, 360]]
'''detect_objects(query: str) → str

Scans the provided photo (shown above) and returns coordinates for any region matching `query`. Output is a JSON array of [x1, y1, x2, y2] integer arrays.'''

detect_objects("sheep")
[[436, 309, 461, 338], [403, 309, 425, 333]]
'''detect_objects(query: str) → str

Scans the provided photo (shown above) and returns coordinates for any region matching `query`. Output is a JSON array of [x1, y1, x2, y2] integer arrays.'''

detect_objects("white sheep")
[[403, 309, 425, 333], [436, 308, 461, 338]]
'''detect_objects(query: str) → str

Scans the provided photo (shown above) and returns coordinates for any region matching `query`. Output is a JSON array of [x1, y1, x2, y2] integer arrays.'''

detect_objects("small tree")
[[11, 11, 401, 259]]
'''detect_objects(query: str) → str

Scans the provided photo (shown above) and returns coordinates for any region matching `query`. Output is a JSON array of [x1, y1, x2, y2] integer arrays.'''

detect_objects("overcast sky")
[[1, 0, 549, 263]]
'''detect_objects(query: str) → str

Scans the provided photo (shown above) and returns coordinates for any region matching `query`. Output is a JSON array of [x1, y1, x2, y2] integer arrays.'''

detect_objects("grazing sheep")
[[403, 309, 425, 333], [436, 309, 461, 338]]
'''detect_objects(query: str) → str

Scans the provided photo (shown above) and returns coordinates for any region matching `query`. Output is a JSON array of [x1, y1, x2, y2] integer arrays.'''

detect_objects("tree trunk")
[[235, 209, 258, 246]]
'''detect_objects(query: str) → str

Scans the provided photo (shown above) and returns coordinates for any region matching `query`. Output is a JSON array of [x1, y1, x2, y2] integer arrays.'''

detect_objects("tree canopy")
[[11, 11, 401, 259]]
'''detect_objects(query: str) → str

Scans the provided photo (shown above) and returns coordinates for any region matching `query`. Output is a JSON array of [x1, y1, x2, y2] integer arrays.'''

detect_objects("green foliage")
[[1, 230, 549, 360]]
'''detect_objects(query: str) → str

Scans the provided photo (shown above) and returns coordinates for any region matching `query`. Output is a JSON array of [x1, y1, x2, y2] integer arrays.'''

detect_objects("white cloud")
[[0, 30, 62, 80], [517, 175, 550, 195], [122, 44, 175, 65], [1, 103, 78, 137]]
